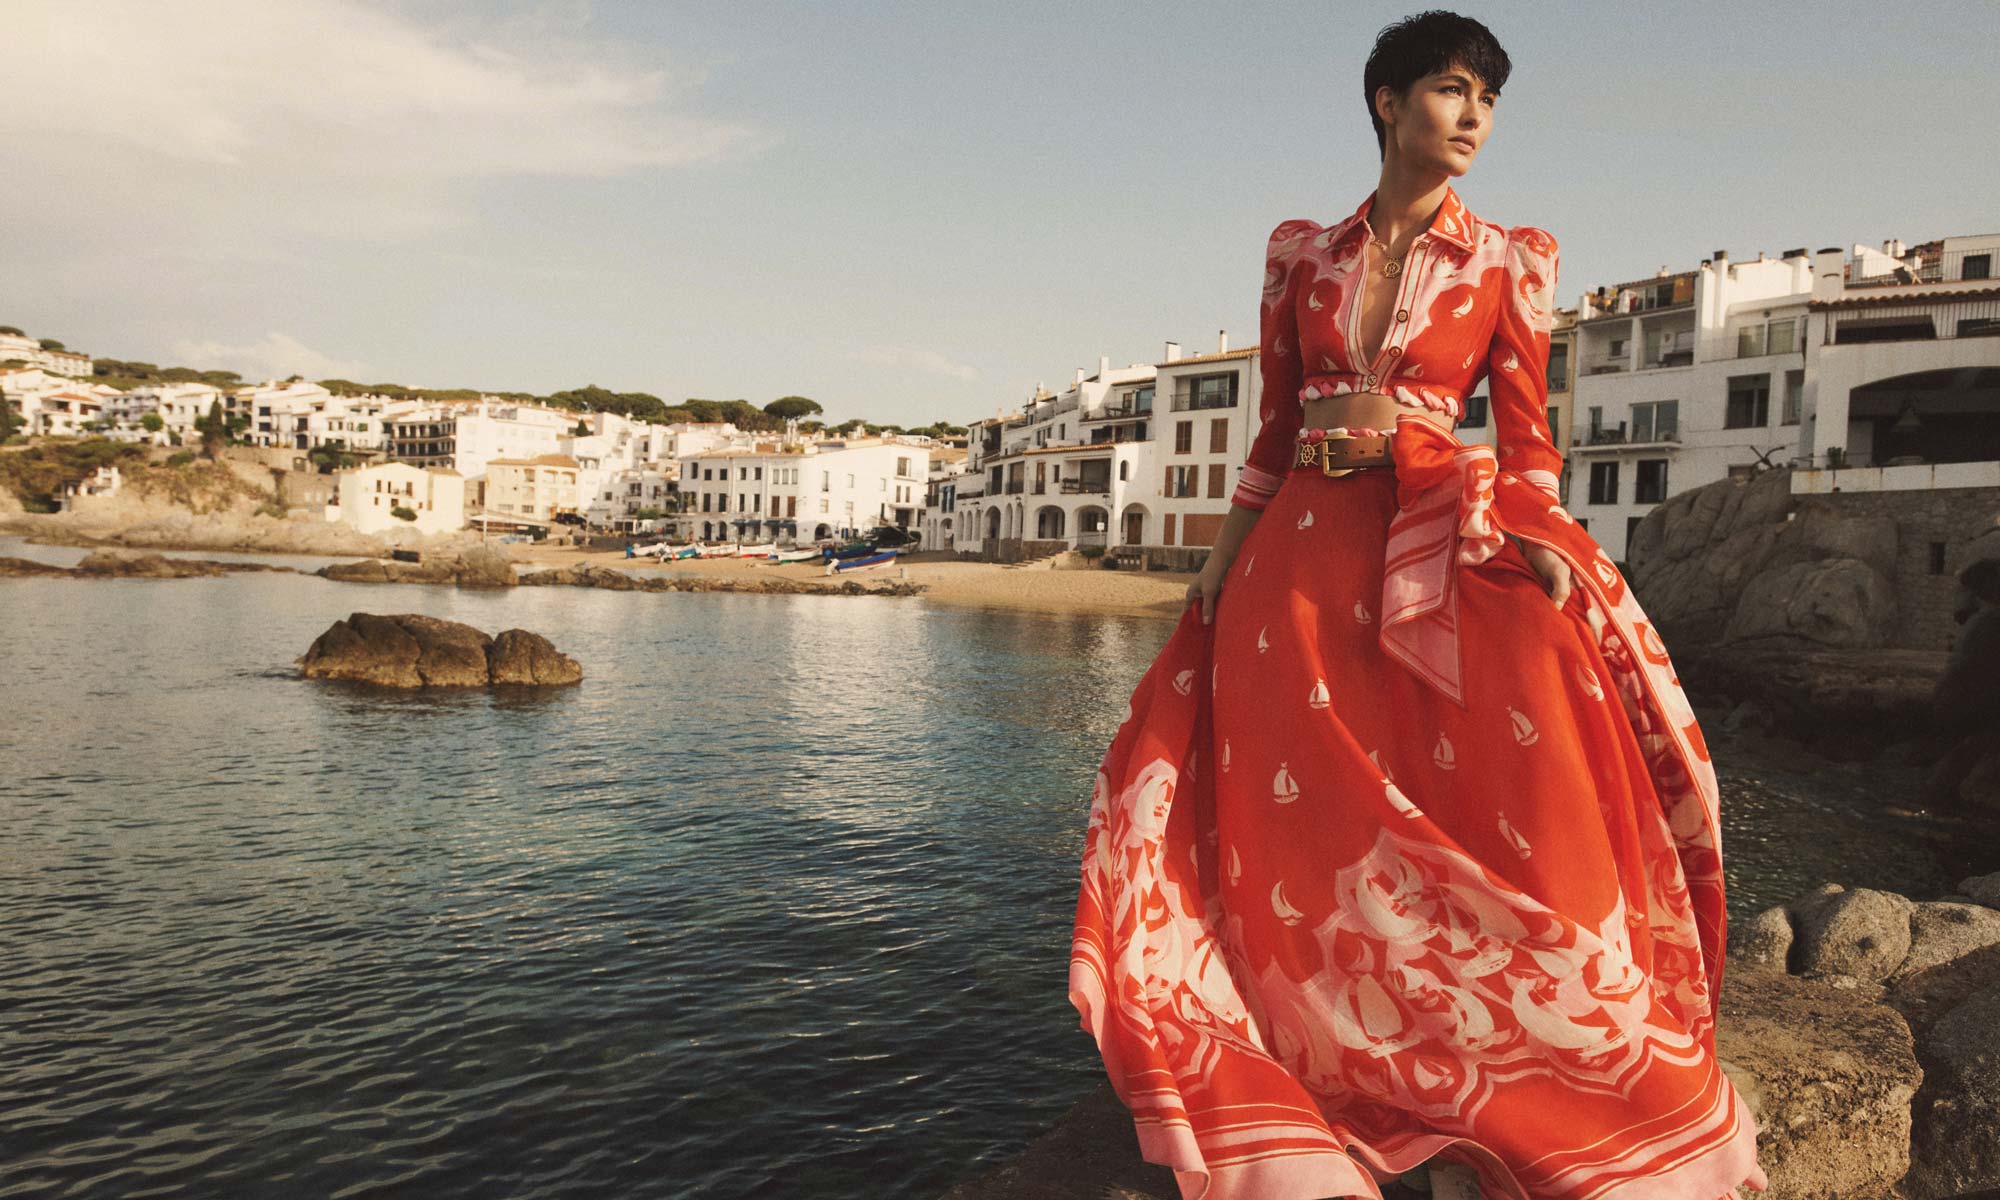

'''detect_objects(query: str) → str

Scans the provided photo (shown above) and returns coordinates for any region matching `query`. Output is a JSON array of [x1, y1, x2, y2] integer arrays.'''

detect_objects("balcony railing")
[[1848, 248, 1997, 288], [1832, 299, 2000, 345], [1060, 478, 1110, 495], [1572, 422, 1682, 448], [1084, 402, 1152, 422]]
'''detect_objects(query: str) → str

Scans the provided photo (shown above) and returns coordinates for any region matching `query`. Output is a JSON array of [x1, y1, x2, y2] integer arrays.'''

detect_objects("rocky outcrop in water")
[[297, 613, 582, 688], [318, 545, 516, 589], [947, 872, 2000, 1200], [0, 552, 298, 579]]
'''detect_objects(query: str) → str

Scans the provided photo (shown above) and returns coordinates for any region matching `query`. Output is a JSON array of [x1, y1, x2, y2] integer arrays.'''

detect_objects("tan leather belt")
[[1293, 431, 1395, 477]]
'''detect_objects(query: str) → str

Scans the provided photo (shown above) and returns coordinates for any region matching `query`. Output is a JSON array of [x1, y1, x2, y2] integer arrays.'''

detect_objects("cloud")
[[0, 0, 768, 243], [844, 346, 980, 382], [166, 332, 372, 384]]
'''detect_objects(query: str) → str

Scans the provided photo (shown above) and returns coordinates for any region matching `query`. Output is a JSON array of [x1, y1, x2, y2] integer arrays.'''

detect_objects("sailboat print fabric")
[[1066, 197, 1758, 1200]]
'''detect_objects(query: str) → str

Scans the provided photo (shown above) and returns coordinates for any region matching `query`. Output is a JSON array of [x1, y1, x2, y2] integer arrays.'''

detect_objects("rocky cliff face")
[[1626, 468, 1905, 650]]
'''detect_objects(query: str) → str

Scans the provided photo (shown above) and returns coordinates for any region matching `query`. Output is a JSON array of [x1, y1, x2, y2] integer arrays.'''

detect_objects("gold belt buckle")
[[1294, 430, 1361, 478]]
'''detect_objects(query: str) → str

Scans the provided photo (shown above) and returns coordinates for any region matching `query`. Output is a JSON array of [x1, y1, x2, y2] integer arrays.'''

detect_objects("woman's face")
[[1380, 63, 1496, 175]]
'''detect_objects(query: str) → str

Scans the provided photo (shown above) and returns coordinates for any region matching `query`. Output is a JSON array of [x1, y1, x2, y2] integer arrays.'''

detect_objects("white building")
[[676, 436, 930, 544], [0, 331, 91, 378], [332, 462, 466, 536], [1567, 229, 2000, 560], [484, 454, 583, 526], [384, 399, 577, 480]]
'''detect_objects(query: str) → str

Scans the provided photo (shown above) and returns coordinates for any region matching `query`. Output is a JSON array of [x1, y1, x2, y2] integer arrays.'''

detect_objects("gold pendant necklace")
[[1371, 233, 1409, 278]]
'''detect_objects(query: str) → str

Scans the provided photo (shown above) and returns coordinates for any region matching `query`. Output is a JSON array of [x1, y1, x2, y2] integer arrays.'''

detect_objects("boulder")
[[487, 629, 584, 685], [298, 613, 581, 688], [1905, 981, 2000, 1197], [1958, 871, 2000, 910], [1722, 557, 1898, 648], [1714, 963, 1921, 1198], [452, 545, 517, 588], [1791, 887, 1916, 982], [1891, 902, 2000, 983], [74, 551, 229, 578], [1734, 905, 1795, 969]]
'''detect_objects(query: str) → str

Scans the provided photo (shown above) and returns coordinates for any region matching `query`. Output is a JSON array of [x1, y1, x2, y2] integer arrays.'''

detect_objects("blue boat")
[[831, 549, 898, 572]]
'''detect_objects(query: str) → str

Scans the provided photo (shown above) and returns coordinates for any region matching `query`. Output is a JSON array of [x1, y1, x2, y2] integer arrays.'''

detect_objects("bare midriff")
[[1300, 391, 1455, 437]]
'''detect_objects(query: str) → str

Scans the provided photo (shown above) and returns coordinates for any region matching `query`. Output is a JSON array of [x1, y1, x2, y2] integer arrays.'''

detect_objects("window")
[[1634, 459, 1668, 504], [1963, 253, 1991, 281], [1627, 515, 1644, 546], [1630, 400, 1677, 442], [1209, 418, 1229, 453], [1929, 541, 1948, 573], [1162, 465, 1198, 498], [1207, 463, 1226, 498], [1609, 337, 1625, 358], [1546, 343, 1569, 392], [1174, 420, 1193, 453], [846, 473, 855, 487], [1725, 375, 1770, 428], [1736, 317, 1802, 358], [1172, 372, 1239, 411], [1588, 461, 1619, 505], [1782, 370, 1803, 425], [1460, 394, 1489, 428]]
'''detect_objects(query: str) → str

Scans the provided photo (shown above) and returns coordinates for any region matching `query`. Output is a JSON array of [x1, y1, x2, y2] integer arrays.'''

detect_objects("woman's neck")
[[1367, 159, 1452, 248]]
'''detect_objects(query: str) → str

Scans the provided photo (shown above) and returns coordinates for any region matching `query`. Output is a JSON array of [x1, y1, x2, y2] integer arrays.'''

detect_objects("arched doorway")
[[1035, 505, 1066, 539], [1120, 504, 1148, 545]]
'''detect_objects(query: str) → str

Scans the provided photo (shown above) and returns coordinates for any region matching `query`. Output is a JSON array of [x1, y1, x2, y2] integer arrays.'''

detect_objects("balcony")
[[1570, 422, 1682, 452], [1083, 401, 1152, 422], [1059, 478, 1111, 496], [1848, 248, 1996, 288], [1832, 299, 2000, 345]]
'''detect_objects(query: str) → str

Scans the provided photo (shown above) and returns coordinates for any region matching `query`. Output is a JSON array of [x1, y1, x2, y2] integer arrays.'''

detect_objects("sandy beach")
[[505, 542, 1195, 620]]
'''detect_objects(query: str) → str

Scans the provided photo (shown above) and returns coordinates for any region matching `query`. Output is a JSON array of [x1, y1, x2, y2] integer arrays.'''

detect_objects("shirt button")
[[1388, 346, 1403, 357], [1396, 309, 1409, 322], [1364, 374, 1378, 387]]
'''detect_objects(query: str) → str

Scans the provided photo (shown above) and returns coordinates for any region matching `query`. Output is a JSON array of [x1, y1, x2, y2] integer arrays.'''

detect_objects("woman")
[[1067, 13, 1771, 1200]]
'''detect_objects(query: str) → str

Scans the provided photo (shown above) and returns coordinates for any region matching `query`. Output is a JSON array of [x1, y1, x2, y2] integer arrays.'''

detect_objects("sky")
[[4, 0, 1995, 428]]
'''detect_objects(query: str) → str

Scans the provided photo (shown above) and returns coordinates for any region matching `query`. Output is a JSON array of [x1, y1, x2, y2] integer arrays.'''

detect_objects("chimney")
[[1217, 329, 1229, 353], [1074, 366, 1086, 385], [1099, 353, 1110, 380], [1164, 340, 1182, 362], [1811, 247, 1846, 302]]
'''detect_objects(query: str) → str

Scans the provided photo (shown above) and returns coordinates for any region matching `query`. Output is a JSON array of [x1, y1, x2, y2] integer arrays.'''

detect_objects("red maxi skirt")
[[1067, 418, 1759, 1200]]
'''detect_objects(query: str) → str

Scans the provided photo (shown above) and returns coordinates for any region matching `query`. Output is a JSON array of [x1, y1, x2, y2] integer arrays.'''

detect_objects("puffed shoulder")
[[1501, 225, 1560, 331], [1263, 219, 1319, 298]]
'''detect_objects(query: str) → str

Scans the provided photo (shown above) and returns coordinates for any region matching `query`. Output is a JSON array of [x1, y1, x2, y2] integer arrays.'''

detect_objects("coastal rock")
[[73, 550, 231, 578], [1892, 902, 2000, 982], [1713, 962, 1920, 1198], [1677, 644, 1946, 743], [1791, 887, 1916, 982], [1906, 982, 2000, 1197], [298, 613, 580, 689], [1734, 905, 1795, 968], [1721, 557, 1899, 648], [452, 545, 516, 588], [1960, 872, 2000, 909], [0, 555, 76, 577], [486, 629, 584, 686]]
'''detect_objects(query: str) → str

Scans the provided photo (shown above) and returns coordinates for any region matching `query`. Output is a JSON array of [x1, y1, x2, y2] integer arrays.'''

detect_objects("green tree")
[[574, 419, 591, 436], [140, 413, 165, 433], [198, 399, 227, 460], [37, 337, 64, 352], [765, 395, 822, 421], [0, 396, 17, 441]]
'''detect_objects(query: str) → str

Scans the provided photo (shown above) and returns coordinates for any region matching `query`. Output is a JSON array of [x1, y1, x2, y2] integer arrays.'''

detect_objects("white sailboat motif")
[[1221, 740, 1232, 773], [1368, 749, 1395, 782], [1497, 813, 1533, 858], [1433, 733, 1457, 771], [1450, 294, 1474, 318], [1501, 351, 1520, 373], [1271, 880, 1306, 925], [1352, 600, 1373, 623], [1308, 291, 1324, 310], [1244, 555, 1255, 577], [1297, 509, 1315, 530], [1172, 668, 1194, 696], [1383, 780, 1422, 819], [1576, 664, 1604, 701], [1307, 679, 1331, 709], [1548, 504, 1575, 524], [1507, 706, 1539, 746], [1257, 627, 1270, 653], [1227, 845, 1242, 886], [1272, 762, 1300, 804]]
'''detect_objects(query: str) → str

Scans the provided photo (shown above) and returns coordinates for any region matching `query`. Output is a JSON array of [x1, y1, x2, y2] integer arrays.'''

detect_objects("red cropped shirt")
[[1233, 185, 1563, 510]]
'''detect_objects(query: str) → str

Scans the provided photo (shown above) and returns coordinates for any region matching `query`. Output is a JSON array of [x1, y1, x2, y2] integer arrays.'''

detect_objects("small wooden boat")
[[772, 547, 822, 563], [832, 549, 899, 572], [828, 541, 877, 560], [734, 542, 778, 557]]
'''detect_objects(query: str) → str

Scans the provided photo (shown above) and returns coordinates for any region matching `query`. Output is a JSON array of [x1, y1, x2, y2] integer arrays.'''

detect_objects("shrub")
[[1078, 544, 1106, 559], [165, 450, 196, 467], [390, 505, 418, 521], [255, 500, 289, 519]]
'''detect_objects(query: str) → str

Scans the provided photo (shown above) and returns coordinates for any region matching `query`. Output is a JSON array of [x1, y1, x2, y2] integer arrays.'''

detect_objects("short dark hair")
[[1960, 557, 2000, 605], [1363, 11, 1512, 158]]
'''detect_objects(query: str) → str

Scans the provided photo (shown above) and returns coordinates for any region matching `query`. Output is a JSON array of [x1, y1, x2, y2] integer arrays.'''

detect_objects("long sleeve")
[[1487, 224, 1563, 501], [1231, 219, 1317, 511]]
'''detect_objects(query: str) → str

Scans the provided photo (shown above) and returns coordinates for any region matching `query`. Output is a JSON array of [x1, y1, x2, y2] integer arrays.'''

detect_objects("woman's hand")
[[1519, 538, 1573, 609], [1186, 555, 1229, 625]]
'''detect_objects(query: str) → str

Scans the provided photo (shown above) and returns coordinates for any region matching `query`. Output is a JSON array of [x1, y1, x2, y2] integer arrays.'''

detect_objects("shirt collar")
[[1328, 184, 1477, 254]]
